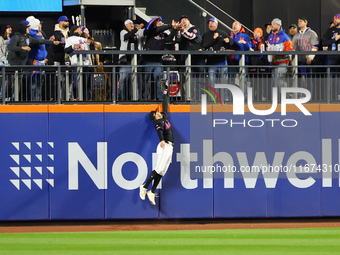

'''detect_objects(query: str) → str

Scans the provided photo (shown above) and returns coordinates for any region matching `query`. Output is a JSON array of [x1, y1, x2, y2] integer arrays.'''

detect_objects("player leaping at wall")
[[139, 82, 174, 206]]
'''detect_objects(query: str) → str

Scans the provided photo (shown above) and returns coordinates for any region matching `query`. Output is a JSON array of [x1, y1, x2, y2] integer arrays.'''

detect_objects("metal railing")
[[1, 50, 339, 104]]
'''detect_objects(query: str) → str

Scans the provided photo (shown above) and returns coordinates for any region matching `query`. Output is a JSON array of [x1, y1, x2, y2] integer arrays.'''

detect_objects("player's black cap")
[[149, 110, 157, 121]]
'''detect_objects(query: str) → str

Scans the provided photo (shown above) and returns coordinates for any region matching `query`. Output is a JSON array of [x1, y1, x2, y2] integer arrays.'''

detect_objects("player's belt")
[[166, 141, 174, 146]]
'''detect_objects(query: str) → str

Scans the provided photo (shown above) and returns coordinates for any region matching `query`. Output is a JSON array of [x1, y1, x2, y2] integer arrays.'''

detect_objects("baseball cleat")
[[139, 185, 147, 200], [146, 191, 156, 206]]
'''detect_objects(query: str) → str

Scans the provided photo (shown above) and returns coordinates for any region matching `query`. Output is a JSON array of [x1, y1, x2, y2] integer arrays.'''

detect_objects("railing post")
[[57, 66, 62, 104], [131, 53, 138, 100], [185, 53, 191, 101], [292, 55, 298, 98], [112, 66, 116, 104], [78, 55, 83, 101], [14, 71, 19, 101], [327, 67, 331, 103], [166, 66, 171, 99], [65, 70, 70, 101], [239, 54, 245, 94], [2, 67, 5, 104], [166, 66, 171, 85]]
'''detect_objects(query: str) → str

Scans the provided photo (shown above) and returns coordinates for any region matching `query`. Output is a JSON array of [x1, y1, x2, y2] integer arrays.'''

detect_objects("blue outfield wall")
[[0, 104, 340, 221]]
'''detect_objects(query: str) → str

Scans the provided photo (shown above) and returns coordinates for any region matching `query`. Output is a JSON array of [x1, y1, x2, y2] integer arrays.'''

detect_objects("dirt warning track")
[[1, 218, 340, 233]]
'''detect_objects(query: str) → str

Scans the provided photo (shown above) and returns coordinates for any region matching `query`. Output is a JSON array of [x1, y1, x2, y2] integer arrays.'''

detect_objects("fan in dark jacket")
[[8, 22, 59, 66], [142, 16, 179, 100], [202, 18, 233, 99]]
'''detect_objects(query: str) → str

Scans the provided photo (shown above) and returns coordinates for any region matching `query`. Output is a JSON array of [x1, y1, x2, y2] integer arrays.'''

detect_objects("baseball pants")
[[155, 142, 173, 176]]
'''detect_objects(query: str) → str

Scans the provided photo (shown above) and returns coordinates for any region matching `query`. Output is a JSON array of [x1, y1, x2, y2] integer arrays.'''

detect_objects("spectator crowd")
[[1, 13, 340, 102]]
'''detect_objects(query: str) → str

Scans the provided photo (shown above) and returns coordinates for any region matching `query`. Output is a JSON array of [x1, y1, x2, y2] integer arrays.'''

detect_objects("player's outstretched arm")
[[163, 90, 169, 113]]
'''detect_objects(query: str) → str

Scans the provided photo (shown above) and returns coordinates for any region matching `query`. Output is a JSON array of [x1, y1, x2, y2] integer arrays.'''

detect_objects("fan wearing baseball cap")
[[292, 17, 319, 64], [177, 14, 205, 86], [49, 15, 70, 65], [266, 18, 294, 89], [267, 18, 294, 64], [64, 25, 95, 100], [58, 16, 70, 23], [118, 19, 144, 100], [288, 24, 298, 40], [202, 17, 233, 101], [291, 17, 319, 98], [143, 16, 179, 100], [178, 15, 203, 51]]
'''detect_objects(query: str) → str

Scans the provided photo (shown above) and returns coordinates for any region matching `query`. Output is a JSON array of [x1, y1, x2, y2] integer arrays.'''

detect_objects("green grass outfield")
[[0, 228, 339, 255]]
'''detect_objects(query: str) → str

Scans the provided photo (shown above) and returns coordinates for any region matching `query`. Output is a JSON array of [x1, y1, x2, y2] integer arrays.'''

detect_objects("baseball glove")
[[158, 79, 169, 92]]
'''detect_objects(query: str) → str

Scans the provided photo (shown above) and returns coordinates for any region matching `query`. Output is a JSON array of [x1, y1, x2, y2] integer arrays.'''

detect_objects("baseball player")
[[139, 85, 174, 206]]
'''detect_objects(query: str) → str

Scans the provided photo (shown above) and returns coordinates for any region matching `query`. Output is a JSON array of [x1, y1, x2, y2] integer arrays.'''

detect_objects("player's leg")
[[139, 170, 157, 200], [146, 171, 162, 206], [140, 143, 162, 200], [147, 144, 173, 205], [143, 144, 163, 204], [143, 170, 159, 189], [150, 171, 162, 193], [154, 143, 173, 176]]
